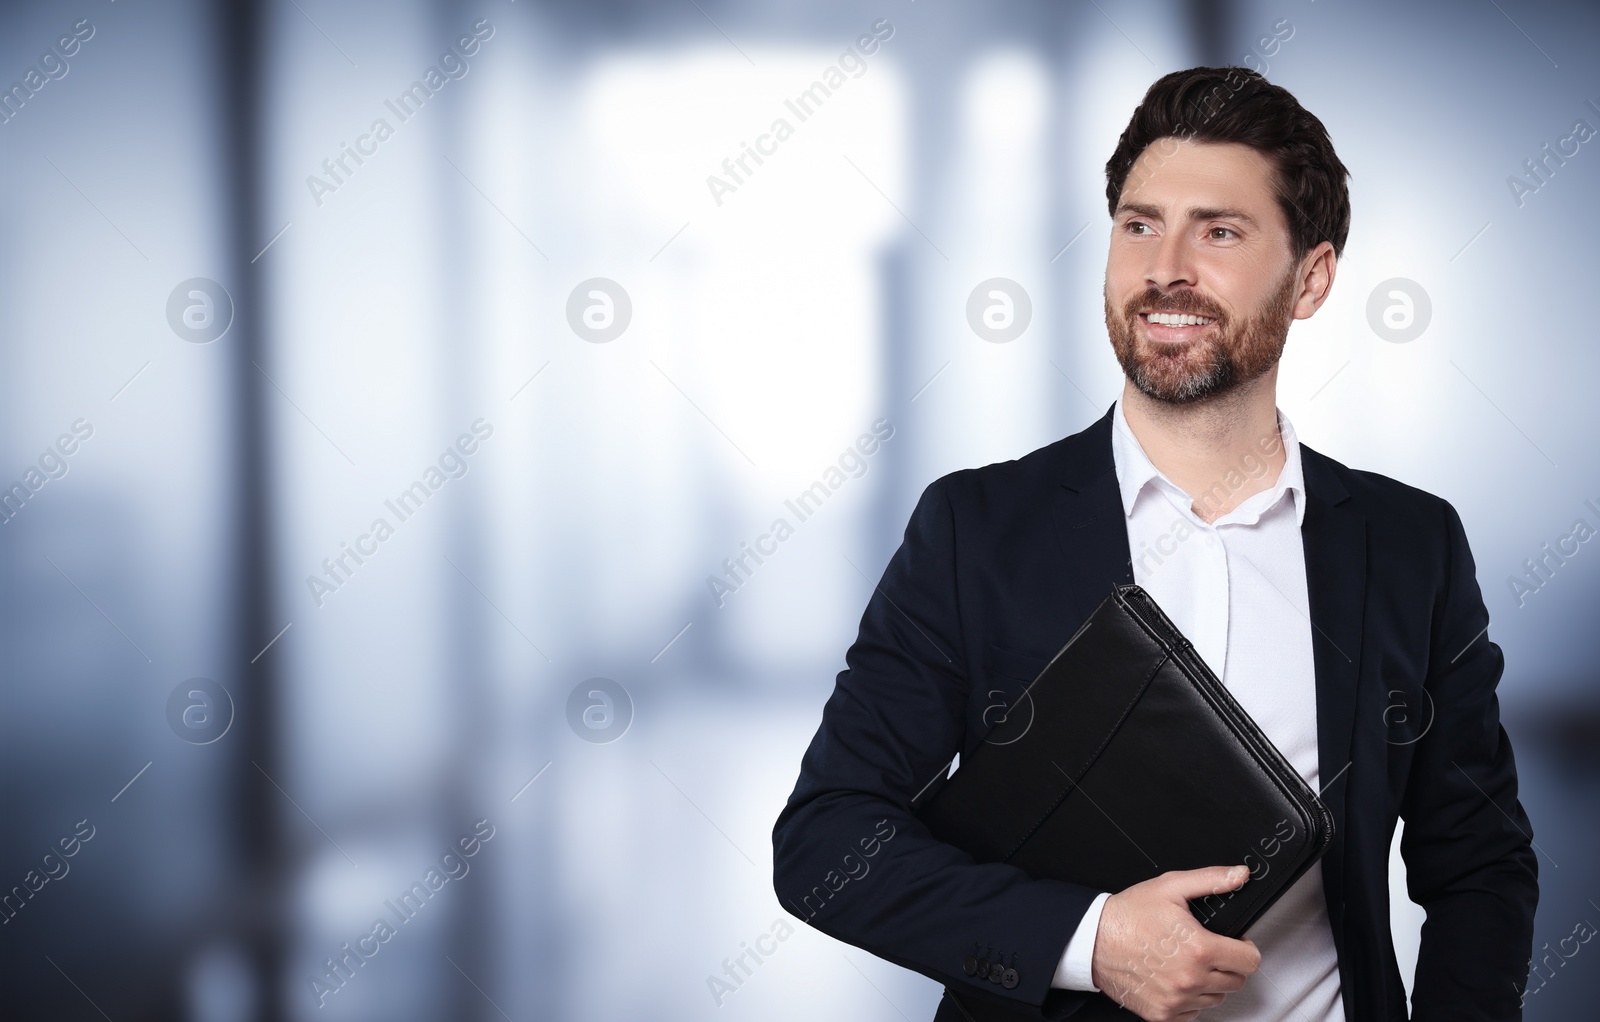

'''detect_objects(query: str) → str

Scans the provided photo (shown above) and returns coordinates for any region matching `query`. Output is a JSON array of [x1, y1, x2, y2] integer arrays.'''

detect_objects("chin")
[[1121, 338, 1234, 404], [1129, 367, 1233, 404]]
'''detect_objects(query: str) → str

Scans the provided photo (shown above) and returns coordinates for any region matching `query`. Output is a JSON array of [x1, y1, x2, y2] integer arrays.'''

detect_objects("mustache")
[[1123, 288, 1225, 322]]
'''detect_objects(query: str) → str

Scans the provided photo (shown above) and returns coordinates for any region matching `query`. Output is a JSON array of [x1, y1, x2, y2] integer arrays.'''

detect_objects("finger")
[[1199, 934, 1263, 976], [1160, 864, 1250, 901], [1201, 968, 1249, 994]]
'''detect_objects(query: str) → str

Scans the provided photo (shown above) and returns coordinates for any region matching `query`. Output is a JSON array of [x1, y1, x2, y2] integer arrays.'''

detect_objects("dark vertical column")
[[1187, 0, 1237, 67], [215, 1, 287, 1019], [874, 239, 915, 559], [874, 22, 961, 558], [431, 0, 492, 1013], [1044, 2, 1093, 443]]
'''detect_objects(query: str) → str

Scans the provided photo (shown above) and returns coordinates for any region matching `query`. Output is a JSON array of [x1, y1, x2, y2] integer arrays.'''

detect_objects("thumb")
[[1160, 864, 1250, 901]]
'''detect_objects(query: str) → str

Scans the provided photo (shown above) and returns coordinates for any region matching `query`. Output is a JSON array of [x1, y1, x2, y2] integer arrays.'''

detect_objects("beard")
[[1104, 268, 1297, 405]]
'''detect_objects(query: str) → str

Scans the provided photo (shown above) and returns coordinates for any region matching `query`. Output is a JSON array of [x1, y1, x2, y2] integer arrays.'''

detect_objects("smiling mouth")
[[1140, 311, 1216, 327], [1137, 311, 1217, 342]]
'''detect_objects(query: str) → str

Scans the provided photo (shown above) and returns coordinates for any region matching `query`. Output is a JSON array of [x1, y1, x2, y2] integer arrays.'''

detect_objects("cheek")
[[1103, 267, 1145, 314], [1102, 291, 1134, 334], [1104, 246, 1143, 291], [1196, 271, 1255, 318]]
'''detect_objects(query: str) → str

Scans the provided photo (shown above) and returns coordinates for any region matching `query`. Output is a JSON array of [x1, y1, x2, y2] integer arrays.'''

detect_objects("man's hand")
[[1089, 865, 1261, 1022]]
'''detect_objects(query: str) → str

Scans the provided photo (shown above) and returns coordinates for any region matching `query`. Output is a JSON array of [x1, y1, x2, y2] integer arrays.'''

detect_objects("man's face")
[[1104, 138, 1303, 404]]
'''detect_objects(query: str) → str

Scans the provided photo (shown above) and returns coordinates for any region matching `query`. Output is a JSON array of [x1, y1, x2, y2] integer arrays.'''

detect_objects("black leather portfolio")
[[915, 584, 1334, 1021]]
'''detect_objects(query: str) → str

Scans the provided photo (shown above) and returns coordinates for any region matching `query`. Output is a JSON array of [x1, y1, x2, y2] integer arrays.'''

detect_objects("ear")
[[1291, 241, 1337, 320]]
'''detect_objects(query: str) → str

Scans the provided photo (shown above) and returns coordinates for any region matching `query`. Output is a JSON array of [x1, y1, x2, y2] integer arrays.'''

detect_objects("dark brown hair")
[[1105, 67, 1351, 260]]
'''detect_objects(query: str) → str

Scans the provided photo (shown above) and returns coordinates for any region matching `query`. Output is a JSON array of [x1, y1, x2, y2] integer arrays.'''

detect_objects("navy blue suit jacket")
[[773, 405, 1537, 1021]]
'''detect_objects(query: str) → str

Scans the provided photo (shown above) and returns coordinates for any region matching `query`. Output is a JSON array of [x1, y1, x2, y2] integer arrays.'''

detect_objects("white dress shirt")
[[1051, 397, 1344, 1022]]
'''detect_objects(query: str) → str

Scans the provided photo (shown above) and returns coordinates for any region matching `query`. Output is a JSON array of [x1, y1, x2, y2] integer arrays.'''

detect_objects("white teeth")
[[1146, 312, 1215, 327]]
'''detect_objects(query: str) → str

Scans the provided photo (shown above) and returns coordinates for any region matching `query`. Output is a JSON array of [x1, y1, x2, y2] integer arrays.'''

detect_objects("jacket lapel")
[[1051, 407, 1134, 631], [1298, 444, 1366, 962]]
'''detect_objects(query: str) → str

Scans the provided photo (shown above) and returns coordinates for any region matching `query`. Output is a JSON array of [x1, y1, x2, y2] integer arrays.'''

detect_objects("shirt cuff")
[[1052, 891, 1110, 991]]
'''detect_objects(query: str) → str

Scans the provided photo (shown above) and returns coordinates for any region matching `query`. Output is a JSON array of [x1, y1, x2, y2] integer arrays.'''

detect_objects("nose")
[[1146, 228, 1197, 292]]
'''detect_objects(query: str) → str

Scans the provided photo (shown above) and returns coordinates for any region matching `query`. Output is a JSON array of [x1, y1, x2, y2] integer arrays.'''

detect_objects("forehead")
[[1119, 139, 1284, 223]]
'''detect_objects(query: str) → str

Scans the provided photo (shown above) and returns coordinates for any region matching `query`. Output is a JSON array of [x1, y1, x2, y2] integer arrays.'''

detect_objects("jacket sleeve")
[[772, 474, 1102, 1018], [1401, 499, 1538, 1020]]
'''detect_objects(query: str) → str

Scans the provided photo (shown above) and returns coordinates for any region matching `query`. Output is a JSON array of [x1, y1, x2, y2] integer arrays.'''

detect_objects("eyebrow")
[[1115, 202, 1260, 229]]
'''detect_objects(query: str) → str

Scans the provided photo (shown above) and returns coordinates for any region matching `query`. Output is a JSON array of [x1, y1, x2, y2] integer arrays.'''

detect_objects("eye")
[[1126, 221, 1153, 235], [1209, 226, 1238, 240]]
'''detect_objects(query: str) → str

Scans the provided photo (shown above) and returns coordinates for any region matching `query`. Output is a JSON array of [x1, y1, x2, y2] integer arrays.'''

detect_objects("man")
[[772, 67, 1537, 1022]]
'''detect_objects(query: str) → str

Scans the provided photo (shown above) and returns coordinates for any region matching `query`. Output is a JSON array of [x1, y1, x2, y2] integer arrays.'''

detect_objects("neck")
[[1119, 369, 1286, 523]]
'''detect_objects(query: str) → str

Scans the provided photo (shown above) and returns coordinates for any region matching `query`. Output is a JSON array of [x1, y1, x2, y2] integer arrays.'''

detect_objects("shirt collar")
[[1110, 395, 1306, 528]]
